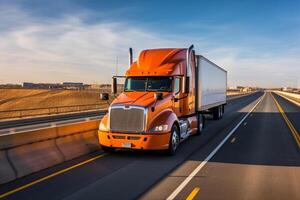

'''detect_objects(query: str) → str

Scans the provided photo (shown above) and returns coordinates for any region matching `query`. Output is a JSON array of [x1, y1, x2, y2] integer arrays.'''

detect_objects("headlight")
[[151, 124, 168, 132], [99, 122, 109, 132]]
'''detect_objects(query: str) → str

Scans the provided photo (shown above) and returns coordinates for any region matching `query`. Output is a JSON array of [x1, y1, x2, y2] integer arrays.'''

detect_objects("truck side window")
[[174, 78, 180, 93]]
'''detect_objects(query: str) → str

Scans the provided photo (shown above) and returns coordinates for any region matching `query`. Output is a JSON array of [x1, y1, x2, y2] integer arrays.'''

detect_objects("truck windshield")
[[124, 77, 173, 92]]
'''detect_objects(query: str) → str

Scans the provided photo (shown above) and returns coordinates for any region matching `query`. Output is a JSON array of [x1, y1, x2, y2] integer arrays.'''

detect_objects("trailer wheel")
[[196, 114, 205, 135], [165, 125, 180, 155], [219, 105, 223, 119], [213, 106, 221, 120]]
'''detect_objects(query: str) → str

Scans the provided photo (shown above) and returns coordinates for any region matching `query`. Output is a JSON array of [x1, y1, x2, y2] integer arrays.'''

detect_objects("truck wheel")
[[101, 145, 115, 153], [219, 106, 223, 119], [213, 106, 221, 120], [165, 125, 180, 155], [196, 114, 205, 135]]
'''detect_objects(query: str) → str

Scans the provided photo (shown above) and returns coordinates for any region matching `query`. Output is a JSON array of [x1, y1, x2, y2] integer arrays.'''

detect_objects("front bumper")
[[98, 131, 171, 150]]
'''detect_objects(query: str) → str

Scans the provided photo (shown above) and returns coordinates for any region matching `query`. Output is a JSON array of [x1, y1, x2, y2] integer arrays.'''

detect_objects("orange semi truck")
[[99, 45, 227, 155]]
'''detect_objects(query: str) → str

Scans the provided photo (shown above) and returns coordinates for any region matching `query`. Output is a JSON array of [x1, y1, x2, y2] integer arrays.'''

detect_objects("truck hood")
[[111, 92, 171, 108]]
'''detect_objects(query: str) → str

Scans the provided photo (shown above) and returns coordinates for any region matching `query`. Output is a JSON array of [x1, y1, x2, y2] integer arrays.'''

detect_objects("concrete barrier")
[[0, 119, 101, 184], [81, 130, 101, 151], [0, 150, 16, 184], [0, 127, 57, 150], [57, 120, 99, 137], [274, 91, 300, 106], [56, 133, 91, 161], [8, 140, 64, 178]]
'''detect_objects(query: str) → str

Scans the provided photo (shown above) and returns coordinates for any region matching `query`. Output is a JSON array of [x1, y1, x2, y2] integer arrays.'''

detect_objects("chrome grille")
[[109, 106, 145, 133]]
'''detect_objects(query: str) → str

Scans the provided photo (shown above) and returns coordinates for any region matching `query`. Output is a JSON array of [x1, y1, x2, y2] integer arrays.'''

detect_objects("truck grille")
[[109, 106, 146, 133]]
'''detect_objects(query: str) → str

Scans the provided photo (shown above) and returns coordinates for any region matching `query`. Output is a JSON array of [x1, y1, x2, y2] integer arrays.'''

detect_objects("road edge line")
[[271, 93, 300, 148], [0, 153, 108, 199], [166, 92, 265, 200]]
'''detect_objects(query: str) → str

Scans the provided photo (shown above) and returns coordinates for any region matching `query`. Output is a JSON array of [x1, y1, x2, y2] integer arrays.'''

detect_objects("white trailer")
[[196, 55, 227, 119]]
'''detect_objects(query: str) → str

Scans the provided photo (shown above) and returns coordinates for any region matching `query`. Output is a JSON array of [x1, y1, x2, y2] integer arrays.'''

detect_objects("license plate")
[[122, 142, 131, 148]]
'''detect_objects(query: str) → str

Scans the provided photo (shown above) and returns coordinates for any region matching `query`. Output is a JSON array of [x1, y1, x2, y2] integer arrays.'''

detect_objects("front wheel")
[[165, 125, 180, 155], [195, 114, 205, 136]]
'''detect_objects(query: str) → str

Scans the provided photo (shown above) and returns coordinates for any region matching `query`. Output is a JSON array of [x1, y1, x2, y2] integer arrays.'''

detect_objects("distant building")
[[21, 82, 122, 91], [0, 84, 22, 89], [235, 86, 254, 93], [23, 82, 62, 89], [62, 82, 84, 90]]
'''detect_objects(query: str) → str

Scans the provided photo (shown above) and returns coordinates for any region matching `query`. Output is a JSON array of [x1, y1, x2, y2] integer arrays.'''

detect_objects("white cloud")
[[0, 6, 184, 84], [0, 5, 299, 88]]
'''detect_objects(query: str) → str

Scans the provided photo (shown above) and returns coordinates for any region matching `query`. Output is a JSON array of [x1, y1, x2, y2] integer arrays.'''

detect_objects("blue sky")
[[0, 0, 299, 87]]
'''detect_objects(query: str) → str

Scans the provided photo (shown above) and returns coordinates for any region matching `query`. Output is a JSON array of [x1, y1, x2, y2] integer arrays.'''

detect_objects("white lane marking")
[[166, 92, 266, 200], [230, 137, 236, 143]]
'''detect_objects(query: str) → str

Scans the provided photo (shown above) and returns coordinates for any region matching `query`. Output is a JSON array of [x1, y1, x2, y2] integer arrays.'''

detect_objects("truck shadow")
[[111, 109, 300, 168]]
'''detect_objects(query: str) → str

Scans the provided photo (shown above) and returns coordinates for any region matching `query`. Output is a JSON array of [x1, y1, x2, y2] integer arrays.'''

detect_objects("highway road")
[[0, 92, 299, 200], [0, 94, 250, 136]]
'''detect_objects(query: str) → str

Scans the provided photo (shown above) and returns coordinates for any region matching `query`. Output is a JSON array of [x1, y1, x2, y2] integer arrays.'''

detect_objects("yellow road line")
[[271, 93, 300, 149], [186, 187, 200, 200], [0, 153, 108, 199]]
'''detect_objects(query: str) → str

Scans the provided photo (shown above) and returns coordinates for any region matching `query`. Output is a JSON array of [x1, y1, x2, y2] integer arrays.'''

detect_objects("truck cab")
[[98, 45, 226, 155]]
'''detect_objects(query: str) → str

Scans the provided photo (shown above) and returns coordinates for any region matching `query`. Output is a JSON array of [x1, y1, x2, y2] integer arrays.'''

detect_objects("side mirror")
[[154, 92, 163, 100], [100, 93, 109, 100], [181, 76, 190, 93], [112, 77, 117, 94]]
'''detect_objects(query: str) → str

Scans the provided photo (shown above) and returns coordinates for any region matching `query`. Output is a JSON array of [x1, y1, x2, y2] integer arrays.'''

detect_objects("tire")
[[101, 145, 115, 153], [219, 105, 223, 119], [195, 114, 205, 136], [165, 125, 180, 155], [213, 106, 221, 120]]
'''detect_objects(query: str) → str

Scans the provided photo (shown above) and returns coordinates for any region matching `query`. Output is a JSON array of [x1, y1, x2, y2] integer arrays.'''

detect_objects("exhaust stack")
[[129, 47, 133, 66], [182, 45, 194, 93]]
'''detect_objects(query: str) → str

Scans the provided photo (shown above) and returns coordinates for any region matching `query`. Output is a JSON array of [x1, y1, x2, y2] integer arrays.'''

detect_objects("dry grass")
[[0, 89, 246, 120], [0, 89, 110, 119]]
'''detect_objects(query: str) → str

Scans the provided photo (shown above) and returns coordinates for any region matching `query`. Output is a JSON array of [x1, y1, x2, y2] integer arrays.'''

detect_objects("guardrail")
[[274, 91, 300, 105], [0, 103, 107, 120]]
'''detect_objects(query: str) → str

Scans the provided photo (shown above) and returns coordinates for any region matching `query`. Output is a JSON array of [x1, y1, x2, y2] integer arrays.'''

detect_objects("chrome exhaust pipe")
[[186, 44, 194, 72]]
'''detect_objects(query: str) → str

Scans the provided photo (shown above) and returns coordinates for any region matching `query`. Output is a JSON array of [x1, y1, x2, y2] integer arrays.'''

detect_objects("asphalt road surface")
[[1, 91, 299, 200]]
